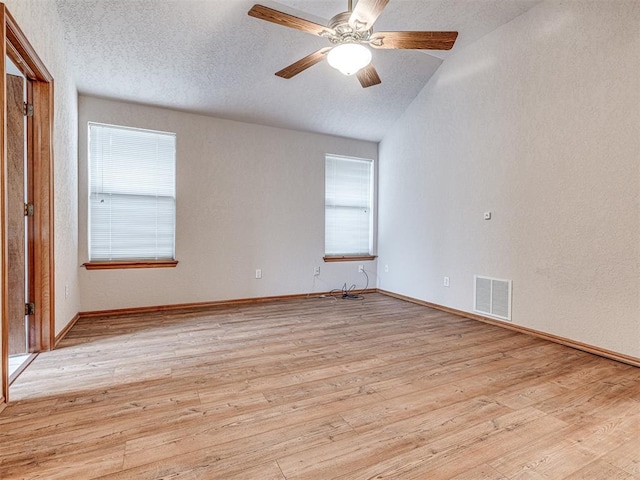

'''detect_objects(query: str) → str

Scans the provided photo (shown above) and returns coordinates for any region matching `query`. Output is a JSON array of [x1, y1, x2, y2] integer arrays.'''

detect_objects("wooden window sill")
[[83, 260, 178, 270], [323, 255, 377, 263]]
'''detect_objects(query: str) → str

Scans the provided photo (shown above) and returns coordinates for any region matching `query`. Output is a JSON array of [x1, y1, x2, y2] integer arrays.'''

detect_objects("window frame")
[[323, 154, 376, 262], [84, 122, 178, 270]]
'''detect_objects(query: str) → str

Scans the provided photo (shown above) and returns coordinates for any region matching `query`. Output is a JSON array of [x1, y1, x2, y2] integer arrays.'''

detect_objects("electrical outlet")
[[384, 264, 389, 273], [443, 276, 450, 287], [314, 266, 320, 276], [255, 269, 262, 279], [484, 211, 492, 220], [358, 264, 364, 273], [64, 284, 69, 299]]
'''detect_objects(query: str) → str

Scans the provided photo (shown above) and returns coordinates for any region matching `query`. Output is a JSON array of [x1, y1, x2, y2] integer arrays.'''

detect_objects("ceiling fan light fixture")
[[327, 43, 372, 76]]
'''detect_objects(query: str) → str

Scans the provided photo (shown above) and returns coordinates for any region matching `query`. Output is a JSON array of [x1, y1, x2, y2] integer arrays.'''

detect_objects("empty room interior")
[[1, 0, 639, 478]]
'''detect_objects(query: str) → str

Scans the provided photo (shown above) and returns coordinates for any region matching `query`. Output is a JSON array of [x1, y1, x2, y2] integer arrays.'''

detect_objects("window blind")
[[89, 123, 176, 261], [325, 155, 373, 256]]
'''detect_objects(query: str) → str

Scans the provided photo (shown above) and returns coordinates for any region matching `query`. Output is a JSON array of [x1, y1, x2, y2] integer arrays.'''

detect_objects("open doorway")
[[1, 3, 55, 407]]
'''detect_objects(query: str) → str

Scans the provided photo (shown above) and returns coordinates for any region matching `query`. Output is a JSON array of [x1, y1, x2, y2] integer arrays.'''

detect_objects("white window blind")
[[89, 123, 176, 261], [325, 155, 373, 256]]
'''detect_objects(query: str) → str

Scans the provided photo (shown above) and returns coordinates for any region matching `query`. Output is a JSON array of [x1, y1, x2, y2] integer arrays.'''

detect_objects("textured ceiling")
[[55, 0, 541, 142]]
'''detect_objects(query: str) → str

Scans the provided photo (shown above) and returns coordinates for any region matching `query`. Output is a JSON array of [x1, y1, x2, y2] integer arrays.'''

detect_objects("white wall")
[[4, 0, 80, 335], [378, 0, 640, 358], [78, 96, 377, 311]]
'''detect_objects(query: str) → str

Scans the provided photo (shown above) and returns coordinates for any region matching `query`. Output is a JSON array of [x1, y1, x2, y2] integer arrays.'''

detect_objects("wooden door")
[[6, 73, 27, 355]]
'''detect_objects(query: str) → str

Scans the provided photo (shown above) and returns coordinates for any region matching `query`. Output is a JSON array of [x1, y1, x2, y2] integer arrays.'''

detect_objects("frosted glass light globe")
[[327, 43, 372, 76]]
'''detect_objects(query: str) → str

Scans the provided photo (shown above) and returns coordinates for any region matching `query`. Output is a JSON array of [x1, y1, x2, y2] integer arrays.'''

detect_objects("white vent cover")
[[474, 275, 512, 321]]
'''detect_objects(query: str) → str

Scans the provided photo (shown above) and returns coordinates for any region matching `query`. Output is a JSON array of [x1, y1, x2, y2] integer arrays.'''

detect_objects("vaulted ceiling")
[[55, 0, 541, 142]]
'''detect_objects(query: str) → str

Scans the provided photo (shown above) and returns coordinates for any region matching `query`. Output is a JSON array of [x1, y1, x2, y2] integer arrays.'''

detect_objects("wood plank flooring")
[[1, 293, 639, 479]]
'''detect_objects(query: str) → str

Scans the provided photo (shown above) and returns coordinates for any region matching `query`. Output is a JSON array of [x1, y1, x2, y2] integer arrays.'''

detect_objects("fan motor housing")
[[328, 11, 371, 44]]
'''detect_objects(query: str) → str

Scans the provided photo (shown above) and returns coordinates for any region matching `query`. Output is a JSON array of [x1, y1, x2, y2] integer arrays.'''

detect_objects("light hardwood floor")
[[1, 293, 639, 479]]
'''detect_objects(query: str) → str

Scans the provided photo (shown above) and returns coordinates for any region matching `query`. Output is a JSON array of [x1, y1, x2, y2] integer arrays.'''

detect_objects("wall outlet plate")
[[358, 265, 364, 273], [444, 276, 450, 287], [314, 266, 320, 276]]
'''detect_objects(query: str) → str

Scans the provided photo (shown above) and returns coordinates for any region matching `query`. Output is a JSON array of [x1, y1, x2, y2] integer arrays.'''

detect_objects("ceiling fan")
[[248, 0, 458, 88]]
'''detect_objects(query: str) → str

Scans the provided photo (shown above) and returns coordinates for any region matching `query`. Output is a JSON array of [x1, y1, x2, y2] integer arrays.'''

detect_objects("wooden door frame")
[[0, 4, 54, 407]]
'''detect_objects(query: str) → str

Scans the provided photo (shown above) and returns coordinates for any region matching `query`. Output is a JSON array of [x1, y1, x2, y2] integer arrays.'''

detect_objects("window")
[[325, 154, 374, 259], [88, 123, 176, 265]]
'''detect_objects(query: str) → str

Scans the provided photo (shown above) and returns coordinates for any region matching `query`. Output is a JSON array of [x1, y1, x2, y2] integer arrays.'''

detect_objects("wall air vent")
[[474, 275, 512, 321]]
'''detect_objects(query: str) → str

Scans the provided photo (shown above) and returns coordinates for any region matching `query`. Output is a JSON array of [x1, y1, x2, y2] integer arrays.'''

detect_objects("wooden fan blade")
[[357, 64, 381, 88], [349, 0, 389, 30], [275, 48, 331, 79], [248, 4, 335, 37], [370, 31, 458, 50]]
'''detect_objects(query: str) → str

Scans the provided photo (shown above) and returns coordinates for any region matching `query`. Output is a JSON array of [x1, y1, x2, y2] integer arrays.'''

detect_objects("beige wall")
[[378, 0, 640, 358], [78, 96, 378, 311], [4, 0, 80, 335]]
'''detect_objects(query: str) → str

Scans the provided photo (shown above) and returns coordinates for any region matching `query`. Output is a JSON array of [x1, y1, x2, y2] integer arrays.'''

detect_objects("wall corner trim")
[[54, 313, 80, 347]]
